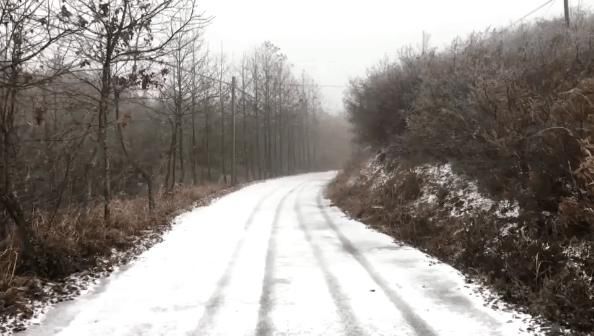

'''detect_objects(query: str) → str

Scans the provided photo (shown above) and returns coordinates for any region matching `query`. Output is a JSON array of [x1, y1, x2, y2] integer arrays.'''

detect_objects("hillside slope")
[[335, 13, 594, 334], [329, 155, 592, 334]]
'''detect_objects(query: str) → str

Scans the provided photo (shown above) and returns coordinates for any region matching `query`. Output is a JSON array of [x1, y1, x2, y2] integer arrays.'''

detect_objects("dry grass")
[[28, 183, 226, 277], [329, 159, 594, 334], [338, 11, 594, 334], [0, 183, 231, 325]]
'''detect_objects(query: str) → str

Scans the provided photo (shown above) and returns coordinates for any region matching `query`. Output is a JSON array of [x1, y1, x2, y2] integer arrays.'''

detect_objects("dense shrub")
[[345, 13, 594, 222], [329, 159, 594, 333], [340, 12, 594, 334]]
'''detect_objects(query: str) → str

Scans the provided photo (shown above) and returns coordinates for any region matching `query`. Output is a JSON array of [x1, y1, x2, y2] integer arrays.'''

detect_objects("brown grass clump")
[[24, 183, 226, 278]]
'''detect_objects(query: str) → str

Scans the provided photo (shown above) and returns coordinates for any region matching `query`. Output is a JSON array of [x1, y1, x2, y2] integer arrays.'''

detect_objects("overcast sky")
[[198, 0, 591, 113]]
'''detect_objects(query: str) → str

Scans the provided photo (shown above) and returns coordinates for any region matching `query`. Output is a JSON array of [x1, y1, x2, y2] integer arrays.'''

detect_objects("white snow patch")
[[316, 191, 547, 336], [412, 163, 520, 221], [499, 223, 518, 237], [0, 251, 134, 335], [563, 241, 594, 289], [0, 214, 197, 336], [360, 155, 395, 191], [563, 241, 592, 260]]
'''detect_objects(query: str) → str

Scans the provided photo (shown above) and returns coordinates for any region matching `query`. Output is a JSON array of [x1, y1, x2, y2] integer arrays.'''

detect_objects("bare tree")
[[0, 0, 73, 253], [218, 50, 228, 183], [60, 0, 202, 221]]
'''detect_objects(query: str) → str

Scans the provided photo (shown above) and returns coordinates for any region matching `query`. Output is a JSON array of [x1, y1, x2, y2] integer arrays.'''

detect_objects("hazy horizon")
[[199, 0, 588, 114]]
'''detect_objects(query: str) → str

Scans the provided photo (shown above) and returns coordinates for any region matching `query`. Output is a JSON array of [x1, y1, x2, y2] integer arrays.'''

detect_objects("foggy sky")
[[199, 0, 590, 114]]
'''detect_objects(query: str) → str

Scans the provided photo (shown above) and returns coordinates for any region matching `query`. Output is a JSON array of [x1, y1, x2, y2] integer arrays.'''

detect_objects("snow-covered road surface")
[[22, 172, 539, 336]]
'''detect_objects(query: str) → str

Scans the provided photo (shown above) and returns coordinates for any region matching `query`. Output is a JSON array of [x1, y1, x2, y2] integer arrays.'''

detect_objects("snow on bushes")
[[412, 163, 520, 219], [328, 155, 594, 335]]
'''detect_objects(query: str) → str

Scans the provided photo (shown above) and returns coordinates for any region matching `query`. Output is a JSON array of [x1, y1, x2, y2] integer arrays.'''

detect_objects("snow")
[[19, 172, 542, 336], [562, 241, 594, 288], [359, 157, 521, 222], [0, 249, 141, 335], [413, 164, 520, 219], [362, 156, 393, 191]]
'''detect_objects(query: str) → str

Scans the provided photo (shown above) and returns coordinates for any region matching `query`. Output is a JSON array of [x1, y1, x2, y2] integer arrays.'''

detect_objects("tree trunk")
[[190, 45, 198, 185], [83, 147, 97, 206], [0, 64, 34, 255], [219, 60, 226, 184], [114, 91, 156, 213], [177, 115, 184, 184], [165, 118, 177, 192], [287, 116, 294, 174], [254, 63, 262, 180], [241, 66, 249, 180], [191, 85, 198, 185], [565, 0, 570, 27], [231, 76, 237, 185], [205, 97, 211, 181], [277, 70, 284, 176], [0, 193, 33, 256], [170, 121, 177, 191], [98, 65, 112, 223]]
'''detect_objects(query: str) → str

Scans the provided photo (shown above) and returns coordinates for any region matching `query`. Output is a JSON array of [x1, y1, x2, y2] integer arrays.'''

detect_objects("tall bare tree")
[[0, 0, 73, 253], [60, 0, 202, 221]]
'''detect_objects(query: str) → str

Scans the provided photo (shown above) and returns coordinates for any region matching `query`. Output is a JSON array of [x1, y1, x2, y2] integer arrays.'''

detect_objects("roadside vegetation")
[[0, 183, 230, 332], [0, 0, 350, 331], [331, 11, 594, 334]]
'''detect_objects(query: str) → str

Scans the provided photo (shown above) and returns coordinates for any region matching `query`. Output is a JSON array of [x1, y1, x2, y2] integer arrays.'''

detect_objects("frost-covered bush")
[[346, 13, 594, 240]]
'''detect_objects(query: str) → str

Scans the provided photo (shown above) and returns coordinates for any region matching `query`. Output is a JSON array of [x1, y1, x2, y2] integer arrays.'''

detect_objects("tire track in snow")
[[254, 184, 303, 336], [294, 184, 367, 336], [315, 191, 439, 336], [317, 190, 507, 334], [191, 184, 283, 335]]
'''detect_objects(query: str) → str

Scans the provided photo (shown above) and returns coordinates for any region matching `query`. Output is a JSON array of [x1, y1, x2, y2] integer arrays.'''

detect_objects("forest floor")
[[0, 183, 235, 334]]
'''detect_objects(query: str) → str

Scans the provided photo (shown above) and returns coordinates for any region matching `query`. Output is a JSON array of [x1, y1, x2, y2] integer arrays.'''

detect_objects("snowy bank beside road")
[[0, 185, 233, 335], [17, 173, 545, 336], [328, 154, 592, 335]]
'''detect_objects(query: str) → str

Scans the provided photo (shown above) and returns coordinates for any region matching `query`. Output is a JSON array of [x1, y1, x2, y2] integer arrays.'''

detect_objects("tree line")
[[0, 0, 341, 259]]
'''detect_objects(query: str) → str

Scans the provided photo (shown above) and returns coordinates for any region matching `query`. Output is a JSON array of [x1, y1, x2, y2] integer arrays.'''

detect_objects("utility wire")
[[543, 0, 558, 16], [510, 0, 557, 27]]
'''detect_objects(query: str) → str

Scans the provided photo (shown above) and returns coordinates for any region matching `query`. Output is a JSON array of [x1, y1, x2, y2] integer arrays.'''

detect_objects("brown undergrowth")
[[0, 183, 233, 333], [338, 11, 594, 335], [328, 156, 594, 335]]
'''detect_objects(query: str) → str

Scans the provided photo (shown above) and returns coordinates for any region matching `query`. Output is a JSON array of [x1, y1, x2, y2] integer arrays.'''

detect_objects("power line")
[[543, 0, 559, 16], [287, 84, 345, 89], [510, 0, 557, 27]]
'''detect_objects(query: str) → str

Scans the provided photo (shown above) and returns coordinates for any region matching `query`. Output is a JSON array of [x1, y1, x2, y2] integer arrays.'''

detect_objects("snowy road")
[[23, 173, 538, 336]]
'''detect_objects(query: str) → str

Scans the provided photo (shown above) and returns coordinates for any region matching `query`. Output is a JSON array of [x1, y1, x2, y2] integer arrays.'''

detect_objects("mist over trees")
[[0, 0, 350, 276]]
